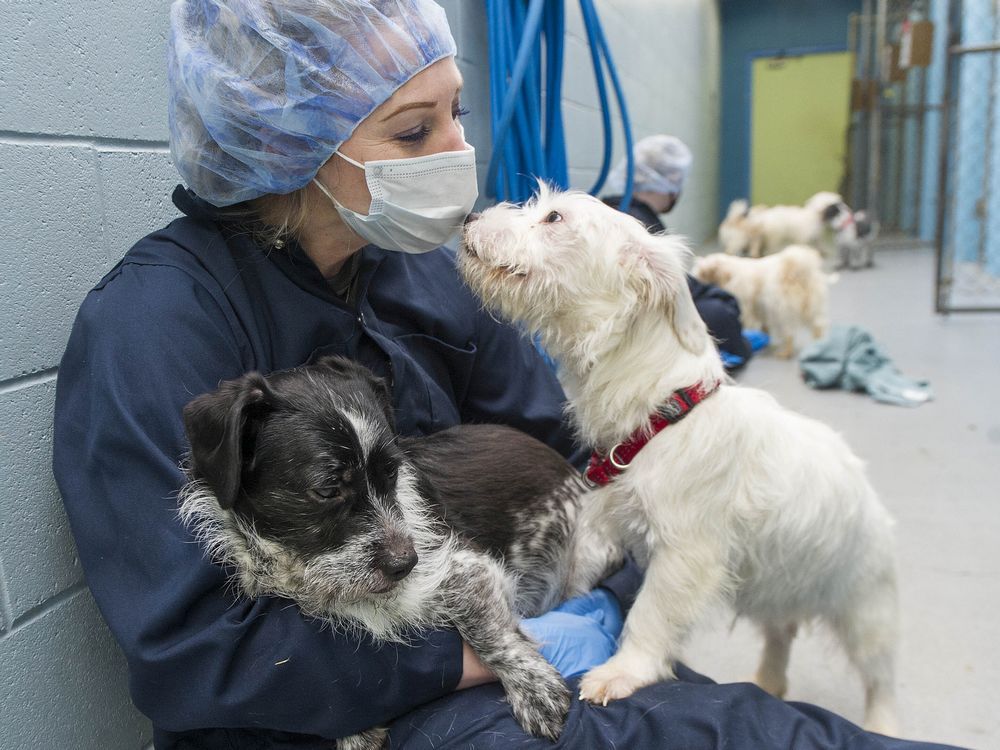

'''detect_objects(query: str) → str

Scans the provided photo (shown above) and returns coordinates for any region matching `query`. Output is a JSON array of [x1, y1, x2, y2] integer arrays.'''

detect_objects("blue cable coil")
[[485, 0, 635, 211]]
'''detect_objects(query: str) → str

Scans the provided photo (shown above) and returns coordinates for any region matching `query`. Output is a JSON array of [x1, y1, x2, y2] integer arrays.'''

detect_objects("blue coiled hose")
[[485, 0, 634, 211]]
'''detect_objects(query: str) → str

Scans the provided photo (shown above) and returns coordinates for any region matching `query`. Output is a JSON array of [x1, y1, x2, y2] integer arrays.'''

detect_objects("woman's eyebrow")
[[380, 82, 464, 123], [380, 101, 436, 122]]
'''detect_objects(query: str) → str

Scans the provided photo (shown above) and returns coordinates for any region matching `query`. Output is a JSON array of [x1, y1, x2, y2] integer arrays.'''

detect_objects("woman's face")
[[314, 56, 467, 214]]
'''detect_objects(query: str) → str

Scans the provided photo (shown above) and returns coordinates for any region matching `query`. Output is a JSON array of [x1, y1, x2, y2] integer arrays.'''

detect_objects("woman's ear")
[[182, 373, 274, 510], [620, 233, 707, 354]]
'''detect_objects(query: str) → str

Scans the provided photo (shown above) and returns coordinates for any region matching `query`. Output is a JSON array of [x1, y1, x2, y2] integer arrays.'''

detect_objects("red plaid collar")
[[585, 381, 720, 487]]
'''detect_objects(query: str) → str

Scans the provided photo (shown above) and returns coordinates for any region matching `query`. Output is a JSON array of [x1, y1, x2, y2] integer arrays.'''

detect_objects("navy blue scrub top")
[[53, 188, 964, 750], [51, 186, 608, 745]]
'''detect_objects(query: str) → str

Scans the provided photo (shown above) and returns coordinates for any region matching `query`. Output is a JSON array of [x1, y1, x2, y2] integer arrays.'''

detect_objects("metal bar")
[[856, 0, 874, 210], [879, 103, 945, 114], [867, 0, 888, 223], [949, 42, 1000, 55], [935, 305, 1000, 313], [934, 0, 959, 313], [979, 8, 998, 265], [915, 65, 927, 233], [894, 70, 906, 233]]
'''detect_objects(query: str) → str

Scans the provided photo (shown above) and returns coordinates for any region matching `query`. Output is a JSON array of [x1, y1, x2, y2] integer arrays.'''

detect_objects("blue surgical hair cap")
[[606, 134, 694, 197], [167, 0, 457, 206]]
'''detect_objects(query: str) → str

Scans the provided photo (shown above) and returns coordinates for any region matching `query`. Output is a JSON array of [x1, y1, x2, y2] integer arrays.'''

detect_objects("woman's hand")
[[456, 641, 497, 690], [455, 588, 624, 689], [519, 589, 624, 678]]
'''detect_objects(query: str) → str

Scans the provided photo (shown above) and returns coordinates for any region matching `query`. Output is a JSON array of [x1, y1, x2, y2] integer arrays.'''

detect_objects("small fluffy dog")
[[459, 186, 900, 735], [833, 209, 879, 270], [179, 356, 616, 749], [693, 245, 832, 358], [721, 192, 850, 259]]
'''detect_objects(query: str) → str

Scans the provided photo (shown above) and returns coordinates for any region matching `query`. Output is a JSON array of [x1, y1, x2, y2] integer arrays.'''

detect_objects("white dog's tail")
[[726, 199, 749, 221]]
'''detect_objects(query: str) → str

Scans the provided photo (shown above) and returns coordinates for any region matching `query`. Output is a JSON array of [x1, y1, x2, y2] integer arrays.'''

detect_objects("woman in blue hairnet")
[[53, 2, 961, 749]]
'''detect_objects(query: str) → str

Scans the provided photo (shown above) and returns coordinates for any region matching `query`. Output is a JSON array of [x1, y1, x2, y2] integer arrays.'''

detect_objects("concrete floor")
[[682, 242, 1000, 749]]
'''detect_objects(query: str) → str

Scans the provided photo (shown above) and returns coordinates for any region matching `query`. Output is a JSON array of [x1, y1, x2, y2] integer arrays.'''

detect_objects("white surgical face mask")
[[313, 143, 479, 254]]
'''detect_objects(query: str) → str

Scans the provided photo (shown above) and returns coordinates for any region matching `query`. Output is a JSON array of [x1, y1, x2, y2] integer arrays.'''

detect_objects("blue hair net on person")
[[605, 134, 694, 196], [167, 0, 457, 206]]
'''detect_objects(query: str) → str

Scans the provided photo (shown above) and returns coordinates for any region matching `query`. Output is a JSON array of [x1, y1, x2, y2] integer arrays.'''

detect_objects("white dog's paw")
[[578, 657, 671, 706], [863, 701, 900, 737], [752, 671, 788, 698]]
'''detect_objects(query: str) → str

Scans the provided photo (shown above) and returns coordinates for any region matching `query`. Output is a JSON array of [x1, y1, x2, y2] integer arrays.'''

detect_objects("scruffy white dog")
[[693, 245, 832, 358], [458, 186, 900, 735], [721, 192, 850, 259]]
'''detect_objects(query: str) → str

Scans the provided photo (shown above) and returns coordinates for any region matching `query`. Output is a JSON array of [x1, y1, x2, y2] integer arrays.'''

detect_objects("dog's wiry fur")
[[458, 184, 900, 735], [693, 245, 832, 358], [179, 356, 616, 749]]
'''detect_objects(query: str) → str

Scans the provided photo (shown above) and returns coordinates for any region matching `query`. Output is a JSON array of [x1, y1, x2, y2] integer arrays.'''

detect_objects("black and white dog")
[[833, 209, 879, 269], [178, 356, 617, 749]]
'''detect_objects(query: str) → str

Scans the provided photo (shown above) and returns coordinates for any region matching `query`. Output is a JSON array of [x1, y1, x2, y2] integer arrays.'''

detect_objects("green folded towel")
[[799, 326, 933, 407]]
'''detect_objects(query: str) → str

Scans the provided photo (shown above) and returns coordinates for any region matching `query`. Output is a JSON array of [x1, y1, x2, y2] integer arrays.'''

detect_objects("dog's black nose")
[[377, 545, 418, 582], [464, 212, 481, 226]]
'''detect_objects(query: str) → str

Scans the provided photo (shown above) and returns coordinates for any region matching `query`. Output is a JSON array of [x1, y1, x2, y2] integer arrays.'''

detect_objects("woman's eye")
[[543, 211, 563, 224], [453, 106, 470, 120], [396, 126, 431, 144], [308, 486, 341, 502]]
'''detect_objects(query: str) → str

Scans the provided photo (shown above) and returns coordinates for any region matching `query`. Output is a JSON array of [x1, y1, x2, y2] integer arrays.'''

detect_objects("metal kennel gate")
[[933, 0, 1000, 312], [846, 0, 936, 237], [847, 0, 1000, 312]]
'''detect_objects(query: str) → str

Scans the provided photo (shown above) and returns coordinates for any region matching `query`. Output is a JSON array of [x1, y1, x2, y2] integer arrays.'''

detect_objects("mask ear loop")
[[335, 151, 366, 170], [312, 178, 339, 204], [311, 148, 365, 203]]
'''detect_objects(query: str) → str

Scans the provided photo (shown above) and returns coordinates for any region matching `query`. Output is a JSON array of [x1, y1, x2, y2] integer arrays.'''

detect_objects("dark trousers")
[[389, 665, 963, 750]]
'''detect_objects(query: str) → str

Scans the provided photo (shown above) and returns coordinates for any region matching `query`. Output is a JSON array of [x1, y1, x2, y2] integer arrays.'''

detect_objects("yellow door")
[[751, 52, 853, 206]]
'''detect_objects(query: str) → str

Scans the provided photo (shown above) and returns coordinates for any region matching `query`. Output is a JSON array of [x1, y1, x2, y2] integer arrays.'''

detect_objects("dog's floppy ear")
[[621, 234, 708, 354], [314, 355, 396, 431], [182, 373, 274, 510]]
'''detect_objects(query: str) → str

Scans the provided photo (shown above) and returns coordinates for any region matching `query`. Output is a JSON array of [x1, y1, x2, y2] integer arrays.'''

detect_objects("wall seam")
[[0, 368, 59, 394], [0, 552, 13, 634], [8, 582, 89, 635], [0, 131, 170, 153]]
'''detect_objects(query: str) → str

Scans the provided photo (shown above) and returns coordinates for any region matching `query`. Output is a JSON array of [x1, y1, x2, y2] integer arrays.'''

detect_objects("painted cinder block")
[[97, 150, 182, 260], [561, 101, 608, 174], [0, 590, 152, 750], [0, 143, 106, 381], [0, 2, 170, 141], [455, 1, 489, 64], [0, 381, 81, 624], [454, 60, 492, 156]]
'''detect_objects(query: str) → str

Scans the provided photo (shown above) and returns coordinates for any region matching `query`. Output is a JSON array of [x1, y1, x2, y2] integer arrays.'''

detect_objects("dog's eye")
[[307, 486, 341, 503], [542, 210, 562, 224]]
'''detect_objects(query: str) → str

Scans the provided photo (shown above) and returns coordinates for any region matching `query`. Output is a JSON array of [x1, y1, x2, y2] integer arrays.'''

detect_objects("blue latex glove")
[[743, 329, 770, 352], [719, 349, 746, 370], [520, 589, 623, 678]]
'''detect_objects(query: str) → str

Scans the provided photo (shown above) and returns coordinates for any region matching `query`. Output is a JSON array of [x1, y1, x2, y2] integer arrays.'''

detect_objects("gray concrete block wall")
[[1, 2, 719, 747], [1, 0, 175, 745]]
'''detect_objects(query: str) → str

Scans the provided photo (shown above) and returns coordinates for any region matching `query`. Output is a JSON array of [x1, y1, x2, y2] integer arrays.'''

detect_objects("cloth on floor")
[[799, 325, 933, 407]]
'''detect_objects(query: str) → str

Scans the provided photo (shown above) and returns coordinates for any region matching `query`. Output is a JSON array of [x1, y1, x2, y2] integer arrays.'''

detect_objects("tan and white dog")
[[458, 186, 900, 735], [693, 245, 832, 358]]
